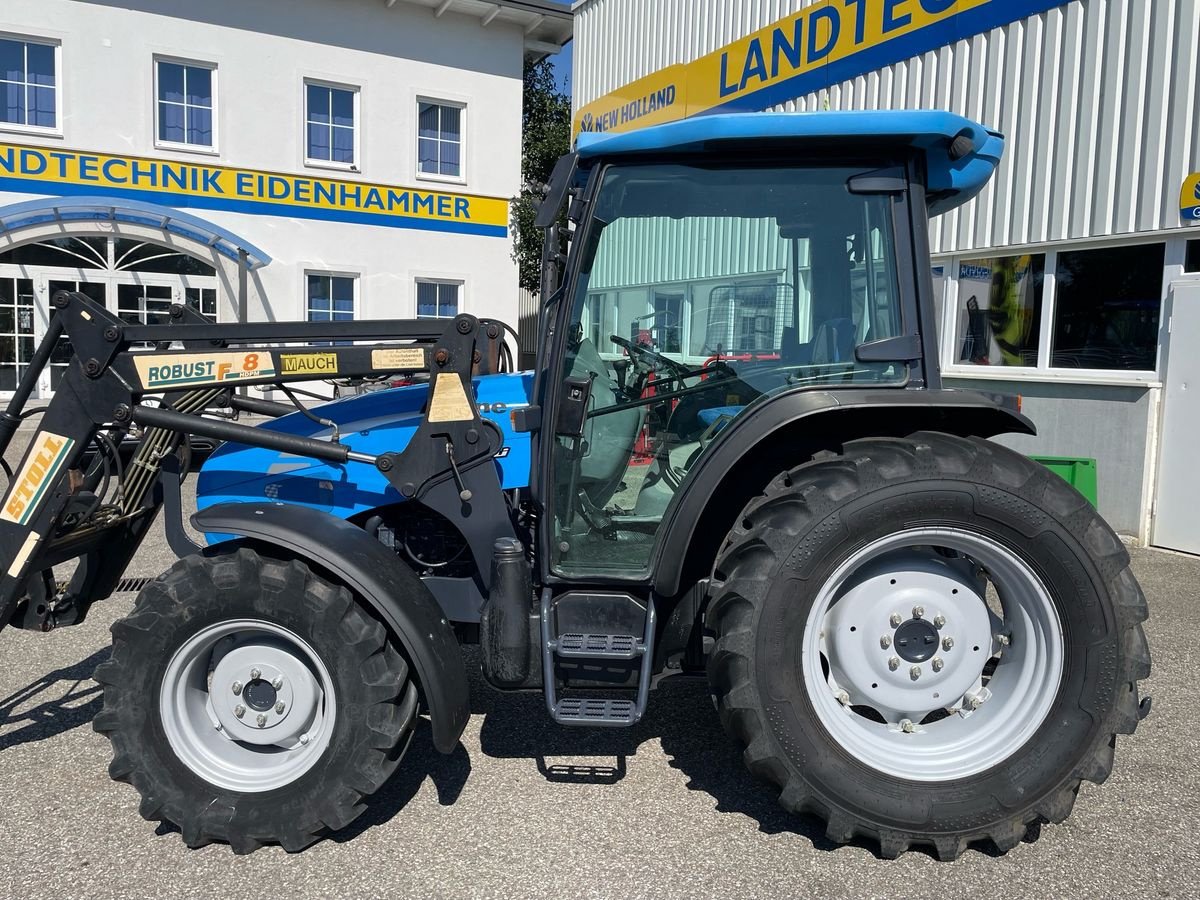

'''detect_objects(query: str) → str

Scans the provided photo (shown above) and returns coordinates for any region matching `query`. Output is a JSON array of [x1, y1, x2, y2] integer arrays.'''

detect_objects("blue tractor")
[[0, 111, 1150, 859]]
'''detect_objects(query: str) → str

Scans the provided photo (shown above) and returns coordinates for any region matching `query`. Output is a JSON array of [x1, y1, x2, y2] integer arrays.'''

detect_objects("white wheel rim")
[[159, 619, 336, 793], [801, 528, 1064, 781]]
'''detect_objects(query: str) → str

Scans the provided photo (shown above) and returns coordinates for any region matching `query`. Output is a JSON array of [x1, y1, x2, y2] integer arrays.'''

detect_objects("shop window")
[[953, 255, 1045, 368], [0, 237, 106, 268], [1186, 239, 1200, 274], [307, 273, 356, 322], [416, 280, 460, 318], [114, 239, 216, 276], [0, 36, 58, 131], [306, 82, 357, 167], [185, 287, 217, 322], [1051, 243, 1163, 371], [156, 59, 215, 149], [417, 100, 463, 179]]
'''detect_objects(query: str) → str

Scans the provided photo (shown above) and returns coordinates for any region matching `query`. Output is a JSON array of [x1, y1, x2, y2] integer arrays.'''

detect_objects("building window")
[[185, 287, 217, 322], [417, 100, 463, 179], [1051, 244, 1163, 371], [0, 35, 58, 131], [953, 255, 1045, 368], [156, 59, 215, 149], [416, 280, 460, 318], [306, 273, 356, 322], [1186, 239, 1200, 274], [306, 82, 357, 167]]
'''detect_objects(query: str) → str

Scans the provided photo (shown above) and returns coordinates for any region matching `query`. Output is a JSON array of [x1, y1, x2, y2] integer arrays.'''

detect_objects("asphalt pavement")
[[0, 445, 1196, 898]]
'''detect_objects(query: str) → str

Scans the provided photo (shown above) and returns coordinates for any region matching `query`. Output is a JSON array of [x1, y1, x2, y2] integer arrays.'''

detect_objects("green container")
[[1029, 456, 1098, 508]]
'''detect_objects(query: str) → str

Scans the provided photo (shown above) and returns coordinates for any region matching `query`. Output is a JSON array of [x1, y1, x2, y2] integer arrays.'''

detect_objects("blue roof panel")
[[575, 110, 1004, 216]]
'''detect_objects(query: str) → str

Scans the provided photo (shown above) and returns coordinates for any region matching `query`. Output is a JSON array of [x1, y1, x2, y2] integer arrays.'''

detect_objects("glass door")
[[47, 278, 107, 392], [0, 275, 36, 394]]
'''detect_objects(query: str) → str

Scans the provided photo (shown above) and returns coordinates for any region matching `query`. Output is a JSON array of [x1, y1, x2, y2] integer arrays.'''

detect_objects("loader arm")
[[0, 290, 515, 632]]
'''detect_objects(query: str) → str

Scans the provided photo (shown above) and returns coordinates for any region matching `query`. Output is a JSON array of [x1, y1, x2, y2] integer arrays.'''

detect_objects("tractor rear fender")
[[192, 502, 470, 754], [651, 389, 1036, 599]]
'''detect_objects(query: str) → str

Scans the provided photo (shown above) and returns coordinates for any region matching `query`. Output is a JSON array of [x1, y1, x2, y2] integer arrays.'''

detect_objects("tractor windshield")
[[551, 161, 909, 578]]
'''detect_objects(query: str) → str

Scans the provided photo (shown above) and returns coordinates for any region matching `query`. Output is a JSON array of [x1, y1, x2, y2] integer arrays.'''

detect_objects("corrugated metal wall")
[[574, 0, 1200, 255]]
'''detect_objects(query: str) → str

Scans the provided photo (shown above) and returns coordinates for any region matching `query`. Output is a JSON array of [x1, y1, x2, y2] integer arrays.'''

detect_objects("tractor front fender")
[[650, 388, 1036, 598], [192, 502, 470, 754]]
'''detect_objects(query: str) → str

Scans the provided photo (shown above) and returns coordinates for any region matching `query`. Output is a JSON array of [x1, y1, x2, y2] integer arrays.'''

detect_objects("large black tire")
[[93, 547, 417, 853], [707, 432, 1150, 860]]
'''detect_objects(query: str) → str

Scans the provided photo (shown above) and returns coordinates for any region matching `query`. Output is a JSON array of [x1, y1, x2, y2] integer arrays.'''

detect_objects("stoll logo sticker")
[[0, 431, 75, 525], [279, 352, 338, 375], [1180, 173, 1200, 221], [133, 351, 277, 389]]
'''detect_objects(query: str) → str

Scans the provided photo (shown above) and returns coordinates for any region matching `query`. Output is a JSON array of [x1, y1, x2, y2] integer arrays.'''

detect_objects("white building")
[[0, 0, 570, 393], [572, 0, 1200, 552]]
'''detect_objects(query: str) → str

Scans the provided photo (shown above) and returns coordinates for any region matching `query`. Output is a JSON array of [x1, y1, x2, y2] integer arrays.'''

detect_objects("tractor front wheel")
[[707, 432, 1150, 860], [93, 547, 417, 853]]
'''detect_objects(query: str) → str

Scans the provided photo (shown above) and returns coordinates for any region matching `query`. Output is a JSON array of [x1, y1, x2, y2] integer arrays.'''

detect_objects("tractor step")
[[541, 591, 657, 728], [556, 632, 641, 659], [554, 697, 638, 726]]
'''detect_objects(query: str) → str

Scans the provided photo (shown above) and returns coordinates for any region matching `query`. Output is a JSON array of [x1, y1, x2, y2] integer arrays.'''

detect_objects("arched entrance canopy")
[[0, 196, 272, 270]]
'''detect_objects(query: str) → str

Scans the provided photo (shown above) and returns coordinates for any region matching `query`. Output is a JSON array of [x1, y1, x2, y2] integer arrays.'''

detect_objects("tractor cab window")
[[551, 162, 908, 578]]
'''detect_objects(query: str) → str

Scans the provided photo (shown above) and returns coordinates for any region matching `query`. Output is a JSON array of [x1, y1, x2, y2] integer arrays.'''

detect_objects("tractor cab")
[[532, 111, 1002, 582]]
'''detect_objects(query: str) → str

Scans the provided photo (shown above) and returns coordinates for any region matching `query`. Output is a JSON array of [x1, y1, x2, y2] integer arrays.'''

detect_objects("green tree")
[[510, 57, 571, 294]]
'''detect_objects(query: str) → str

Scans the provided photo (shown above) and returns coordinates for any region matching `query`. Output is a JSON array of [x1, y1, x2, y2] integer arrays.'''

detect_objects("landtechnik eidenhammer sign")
[[0, 142, 508, 237], [574, 0, 1073, 136]]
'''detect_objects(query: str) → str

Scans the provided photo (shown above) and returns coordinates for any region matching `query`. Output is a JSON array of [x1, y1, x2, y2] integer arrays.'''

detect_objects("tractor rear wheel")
[[93, 547, 417, 853], [707, 432, 1150, 860]]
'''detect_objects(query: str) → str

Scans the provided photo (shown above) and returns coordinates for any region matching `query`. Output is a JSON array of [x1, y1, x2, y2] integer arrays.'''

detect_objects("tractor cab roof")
[[574, 110, 1003, 216]]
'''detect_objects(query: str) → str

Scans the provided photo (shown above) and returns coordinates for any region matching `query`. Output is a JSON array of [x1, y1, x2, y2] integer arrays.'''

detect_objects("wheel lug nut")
[[836, 690, 850, 706], [272, 676, 284, 690], [910, 665, 922, 680], [234, 704, 245, 718], [888, 656, 900, 671], [931, 657, 944, 672], [250, 668, 262, 680], [933, 615, 946, 628], [275, 701, 285, 714], [880, 635, 892, 649], [967, 695, 983, 710], [899, 718, 915, 733], [230, 681, 242, 696], [912, 606, 925, 619], [256, 713, 267, 727], [889, 613, 903, 627], [996, 633, 1011, 647], [299, 733, 310, 745]]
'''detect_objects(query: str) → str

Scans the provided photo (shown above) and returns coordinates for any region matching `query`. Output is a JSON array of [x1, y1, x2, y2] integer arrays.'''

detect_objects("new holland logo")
[[133, 352, 277, 389], [0, 430, 75, 526], [279, 352, 338, 375]]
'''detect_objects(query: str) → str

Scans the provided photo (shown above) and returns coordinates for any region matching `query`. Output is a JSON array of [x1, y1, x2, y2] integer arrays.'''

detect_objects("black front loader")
[[0, 290, 513, 633]]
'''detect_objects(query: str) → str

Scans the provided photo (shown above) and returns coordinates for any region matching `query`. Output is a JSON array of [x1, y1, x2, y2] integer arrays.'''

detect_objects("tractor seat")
[[697, 406, 745, 430]]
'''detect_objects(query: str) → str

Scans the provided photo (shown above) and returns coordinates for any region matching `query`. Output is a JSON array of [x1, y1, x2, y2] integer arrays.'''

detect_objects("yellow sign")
[[427, 373, 474, 423], [1, 430, 74, 526], [0, 143, 508, 237], [574, 0, 1070, 137], [1182, 173, 1200, 221], [133, 351, 275, 390], [280, 352, 338, 376], [371, 348, 427, 370]]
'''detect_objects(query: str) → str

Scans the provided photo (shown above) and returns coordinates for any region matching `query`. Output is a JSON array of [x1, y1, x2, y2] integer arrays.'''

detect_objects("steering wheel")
[[610, 334, 691, 381]]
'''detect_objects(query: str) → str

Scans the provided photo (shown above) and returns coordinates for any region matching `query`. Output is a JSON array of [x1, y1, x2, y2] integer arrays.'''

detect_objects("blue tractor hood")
[[196, 372, 533, 524], [575, 110, 1003, 217]]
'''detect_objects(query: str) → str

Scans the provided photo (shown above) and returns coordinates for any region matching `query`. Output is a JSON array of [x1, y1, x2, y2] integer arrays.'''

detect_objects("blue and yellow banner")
[[0, 143, 508, 237], [1181, 173, 1200, 222], [574, 0, 1072, 137]]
